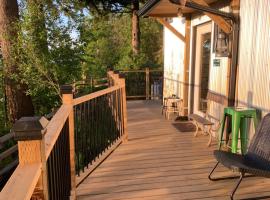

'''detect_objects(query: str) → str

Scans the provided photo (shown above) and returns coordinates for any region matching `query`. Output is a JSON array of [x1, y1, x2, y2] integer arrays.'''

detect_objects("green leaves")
[[3, 0, 162, 117], [80, 13, 163, 74]]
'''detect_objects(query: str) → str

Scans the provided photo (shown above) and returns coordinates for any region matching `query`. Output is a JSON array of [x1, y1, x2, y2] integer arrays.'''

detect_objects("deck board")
[[77, 100, 270, 200]]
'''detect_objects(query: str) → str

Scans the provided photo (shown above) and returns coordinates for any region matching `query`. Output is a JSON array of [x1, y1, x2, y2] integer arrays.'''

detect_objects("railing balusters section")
[[73, 71, 127, 178], [47, 120, 71, 200]]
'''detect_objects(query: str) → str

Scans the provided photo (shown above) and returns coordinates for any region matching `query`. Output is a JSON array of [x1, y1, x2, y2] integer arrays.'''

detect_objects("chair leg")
[[230, 172, 245, 200], [207, 131, 212, 147], [194, 122, 199, 137], [208, 161, 220, 181]]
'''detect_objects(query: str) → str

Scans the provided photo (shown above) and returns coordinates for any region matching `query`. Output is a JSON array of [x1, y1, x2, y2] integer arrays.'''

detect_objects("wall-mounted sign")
[[213, 59, 221, 67]]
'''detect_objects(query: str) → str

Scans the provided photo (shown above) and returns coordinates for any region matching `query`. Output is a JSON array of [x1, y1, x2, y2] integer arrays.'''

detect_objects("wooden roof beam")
[[192, 0, 232, 33], [184, 0, 232, 33], [156, 17, 185, 42]]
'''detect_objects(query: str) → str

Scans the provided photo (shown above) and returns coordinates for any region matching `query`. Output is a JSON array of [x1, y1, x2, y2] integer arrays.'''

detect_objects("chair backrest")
[[247, 113, 270, 162]]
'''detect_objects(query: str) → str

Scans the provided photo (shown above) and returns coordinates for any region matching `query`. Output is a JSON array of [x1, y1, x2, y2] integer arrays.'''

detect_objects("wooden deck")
[[77, 100, 270, 200]]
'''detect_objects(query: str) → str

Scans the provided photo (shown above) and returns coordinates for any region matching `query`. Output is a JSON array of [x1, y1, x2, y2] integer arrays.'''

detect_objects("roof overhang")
[[138, 0, 230, 18]]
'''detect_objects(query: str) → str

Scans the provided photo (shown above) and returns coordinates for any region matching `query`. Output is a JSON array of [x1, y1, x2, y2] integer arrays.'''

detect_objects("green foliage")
[[79, 13, 163, 75], [13, 1, 84, 115], [1, 0, 163, 118]]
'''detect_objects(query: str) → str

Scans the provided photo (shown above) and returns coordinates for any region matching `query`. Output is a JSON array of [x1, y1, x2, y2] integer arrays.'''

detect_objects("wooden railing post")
[[114, 70, 120, 85], [145, 67, 150, 100], [61, 85, 77, 200], [119, 73, 128, 142], [13, 116, 49, 200], [107, 69, 114, 87]]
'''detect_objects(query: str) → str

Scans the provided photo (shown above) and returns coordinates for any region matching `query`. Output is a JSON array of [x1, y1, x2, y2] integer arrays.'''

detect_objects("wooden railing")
[[0, 70, 127, 200], [119, 68, 163, 100], [73, 77, 108, 97], [0, 133, 18, 189], [74, 71, 127, 184]]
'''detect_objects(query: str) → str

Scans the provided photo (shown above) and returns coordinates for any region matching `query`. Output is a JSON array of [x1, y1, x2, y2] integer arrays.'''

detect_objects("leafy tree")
[[79, 13, 163, 76], [0, 0, 34, 124], [14, 0, 84, 114]]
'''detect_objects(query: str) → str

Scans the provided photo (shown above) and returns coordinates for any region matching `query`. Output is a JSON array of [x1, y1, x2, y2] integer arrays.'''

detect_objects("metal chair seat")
[[214, 150, 270, 177]]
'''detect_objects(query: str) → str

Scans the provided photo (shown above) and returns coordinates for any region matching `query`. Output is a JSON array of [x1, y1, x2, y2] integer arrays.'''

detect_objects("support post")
[[228, 0, 240, 106], [145, 67, 150, 100], [119, 73, 128, 142], [60, 85, 76, 200], [183, 15, 191, 116], [13, 116, 49, 200]]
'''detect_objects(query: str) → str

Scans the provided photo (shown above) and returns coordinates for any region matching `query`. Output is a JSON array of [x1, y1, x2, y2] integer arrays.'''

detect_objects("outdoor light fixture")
[[214, 24, 231, 57], [177, 8, 183, 17]]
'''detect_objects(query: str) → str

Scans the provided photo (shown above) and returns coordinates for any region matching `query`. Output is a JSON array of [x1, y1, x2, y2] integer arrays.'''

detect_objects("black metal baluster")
[[94, 97, 98, 160], [90, 99, 94, 163], [86, 100, 90, 167], [74, 106, 79, 175], [121, 88, 124, 136], [101, 95, 106, 152], [79, 103, 83, 172], [97, 96, 101, 157], [82, 102, 86, 171], [108, 93, 113, 147], [115, 89, 119, 139], [117, 89, 122, 138], [113, 90, 117, 141]]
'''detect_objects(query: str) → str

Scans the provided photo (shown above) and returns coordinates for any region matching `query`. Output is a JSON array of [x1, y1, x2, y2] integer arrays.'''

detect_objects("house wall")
[[189, 7, 230, 121], [237, 0, 270, 138], [163, 6, 229, 122], [162, 0, 270, 147], [163, 18, 185, 99]]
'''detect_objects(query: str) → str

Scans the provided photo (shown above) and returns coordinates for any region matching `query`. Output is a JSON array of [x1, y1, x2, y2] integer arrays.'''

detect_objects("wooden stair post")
[[60, 85, 77, 200], [119, 73, 128, 142], [13, 116, 49, 200]]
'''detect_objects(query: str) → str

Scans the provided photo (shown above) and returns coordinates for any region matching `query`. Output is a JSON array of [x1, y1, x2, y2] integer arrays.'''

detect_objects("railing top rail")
[[0, 163, 42, 200], [73, 85, 122, 106], [45, 104, 72, 160], [0, 132, 14, 145]]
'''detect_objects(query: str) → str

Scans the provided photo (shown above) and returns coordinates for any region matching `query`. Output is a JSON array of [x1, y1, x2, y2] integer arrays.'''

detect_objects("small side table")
[[163, 97, 182, 120], [219, 107, 258, 154]]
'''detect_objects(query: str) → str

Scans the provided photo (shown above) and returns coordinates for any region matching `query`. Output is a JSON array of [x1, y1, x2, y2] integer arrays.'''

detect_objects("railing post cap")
[[12, 116, 49, 141], [60, 85, 73, 94]]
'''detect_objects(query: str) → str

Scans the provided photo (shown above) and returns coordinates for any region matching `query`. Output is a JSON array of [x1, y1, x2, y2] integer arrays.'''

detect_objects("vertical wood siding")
[[163, 18, 185, 99], [237, 0, 270, 116], [237, 0, 270, 140]]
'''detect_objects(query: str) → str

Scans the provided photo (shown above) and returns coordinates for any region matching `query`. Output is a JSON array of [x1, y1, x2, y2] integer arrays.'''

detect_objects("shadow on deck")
[[77, 100, 270, 200]]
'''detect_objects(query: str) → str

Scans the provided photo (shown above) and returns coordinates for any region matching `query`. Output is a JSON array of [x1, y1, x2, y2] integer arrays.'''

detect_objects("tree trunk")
[[132, 0, 140, 55], [0, 0, 34, 123]]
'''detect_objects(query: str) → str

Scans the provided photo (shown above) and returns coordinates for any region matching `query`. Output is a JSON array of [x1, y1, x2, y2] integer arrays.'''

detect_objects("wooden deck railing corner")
[[0, 70, 128, 200]]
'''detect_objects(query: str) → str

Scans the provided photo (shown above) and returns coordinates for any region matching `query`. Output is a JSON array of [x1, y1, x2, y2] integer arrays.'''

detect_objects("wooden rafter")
[[156, 17, 185, 42], [189, 0, 232, 33]]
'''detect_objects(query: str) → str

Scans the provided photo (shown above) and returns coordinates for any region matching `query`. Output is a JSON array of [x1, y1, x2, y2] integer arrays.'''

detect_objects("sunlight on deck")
[[77, 100, 270, 200]]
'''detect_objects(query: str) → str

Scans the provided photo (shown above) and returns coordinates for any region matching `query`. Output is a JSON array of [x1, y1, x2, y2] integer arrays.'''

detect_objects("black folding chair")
[[208, 113, 270, 200]]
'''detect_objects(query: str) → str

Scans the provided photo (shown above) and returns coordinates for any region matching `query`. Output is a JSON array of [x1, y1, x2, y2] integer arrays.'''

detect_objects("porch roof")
[[138, 0, 228, 17]]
